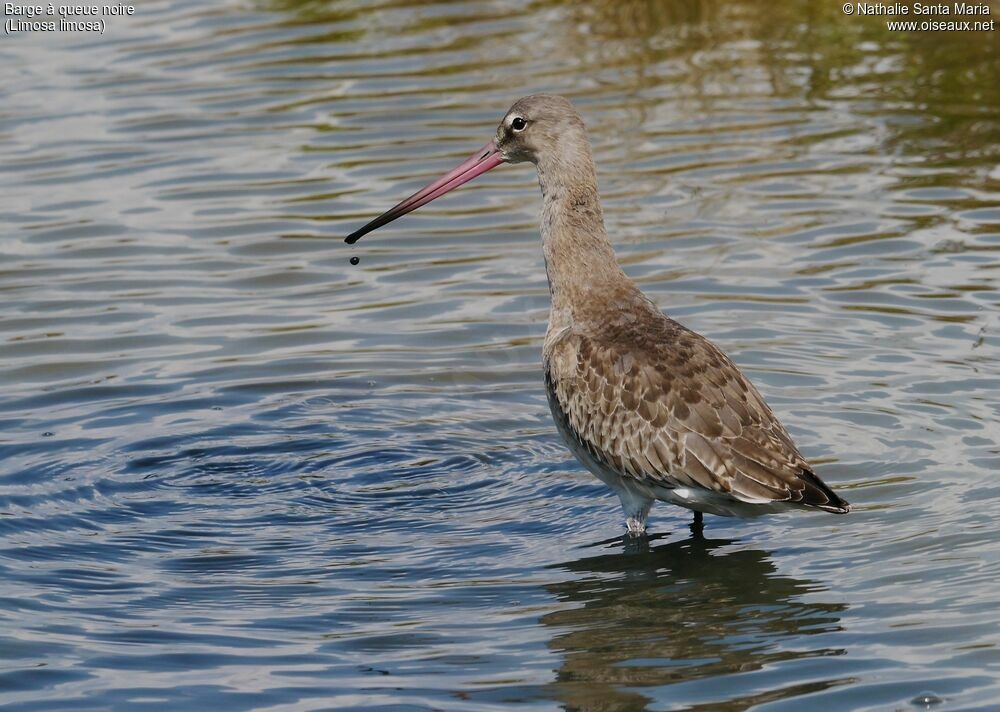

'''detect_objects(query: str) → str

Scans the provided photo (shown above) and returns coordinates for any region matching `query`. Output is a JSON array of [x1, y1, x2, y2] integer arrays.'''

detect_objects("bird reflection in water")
[[541, 533, 849, 710]]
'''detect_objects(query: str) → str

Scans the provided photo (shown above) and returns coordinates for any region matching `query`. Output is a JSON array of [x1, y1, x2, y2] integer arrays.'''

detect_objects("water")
[[1, 0, 998, 709]]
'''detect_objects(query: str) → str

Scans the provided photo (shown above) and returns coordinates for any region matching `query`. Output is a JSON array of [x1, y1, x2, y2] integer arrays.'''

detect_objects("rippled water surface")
[[2, 1, 999, 709]]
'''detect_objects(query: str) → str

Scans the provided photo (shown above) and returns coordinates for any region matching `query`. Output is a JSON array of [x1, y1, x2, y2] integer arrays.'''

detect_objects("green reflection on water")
[[269, 0, 998, 171]]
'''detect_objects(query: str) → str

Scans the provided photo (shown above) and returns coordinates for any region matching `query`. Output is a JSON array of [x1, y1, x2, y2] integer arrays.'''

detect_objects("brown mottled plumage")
[[345, 93, 850, 535]]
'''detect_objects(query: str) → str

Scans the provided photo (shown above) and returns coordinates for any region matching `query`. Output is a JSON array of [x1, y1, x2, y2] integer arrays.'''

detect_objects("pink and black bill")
[[344, 139, 504, 244]]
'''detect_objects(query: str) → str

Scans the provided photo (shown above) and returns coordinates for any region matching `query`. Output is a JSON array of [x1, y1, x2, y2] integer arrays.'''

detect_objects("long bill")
[[344, 139, 504, 244]]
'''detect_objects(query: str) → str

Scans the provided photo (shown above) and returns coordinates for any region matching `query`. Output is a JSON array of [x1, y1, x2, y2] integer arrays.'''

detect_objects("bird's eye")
[[511, 117, 527, 131]]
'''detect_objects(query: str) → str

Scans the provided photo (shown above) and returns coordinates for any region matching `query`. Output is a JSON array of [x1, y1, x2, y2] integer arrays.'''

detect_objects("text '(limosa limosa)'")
[[345, 94, 850, 535]]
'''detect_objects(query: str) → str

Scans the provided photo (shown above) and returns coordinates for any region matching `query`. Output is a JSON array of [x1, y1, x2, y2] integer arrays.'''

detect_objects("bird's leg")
[[617, 488, 654, 537], [691, 510, 704, 534]]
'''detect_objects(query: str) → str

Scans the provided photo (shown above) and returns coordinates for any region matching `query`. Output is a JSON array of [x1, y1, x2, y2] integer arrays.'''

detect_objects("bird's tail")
[[799, 470, 851, 514]]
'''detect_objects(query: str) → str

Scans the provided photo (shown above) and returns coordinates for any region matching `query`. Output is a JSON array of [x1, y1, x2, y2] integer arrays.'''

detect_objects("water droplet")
[[911, 692, 944, 706], [350, 256, 360, 266]]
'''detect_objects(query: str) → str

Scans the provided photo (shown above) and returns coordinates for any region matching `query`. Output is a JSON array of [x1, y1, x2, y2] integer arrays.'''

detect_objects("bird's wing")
[[545, 317, 848, 512]]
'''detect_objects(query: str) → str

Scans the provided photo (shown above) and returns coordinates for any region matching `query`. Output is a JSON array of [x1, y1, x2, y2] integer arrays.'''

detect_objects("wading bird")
[[345, 94, 850, 535]]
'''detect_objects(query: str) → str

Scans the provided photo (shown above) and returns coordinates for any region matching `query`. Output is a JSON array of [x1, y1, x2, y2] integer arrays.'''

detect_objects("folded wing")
[[545, 314, 849, 513]]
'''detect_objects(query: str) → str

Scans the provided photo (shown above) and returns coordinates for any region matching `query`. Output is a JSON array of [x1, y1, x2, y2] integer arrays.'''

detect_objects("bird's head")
[[494, 94, 586, 166]]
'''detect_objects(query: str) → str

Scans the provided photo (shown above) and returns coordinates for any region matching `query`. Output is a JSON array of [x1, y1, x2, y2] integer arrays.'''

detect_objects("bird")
[[345, 94, 850, 535]]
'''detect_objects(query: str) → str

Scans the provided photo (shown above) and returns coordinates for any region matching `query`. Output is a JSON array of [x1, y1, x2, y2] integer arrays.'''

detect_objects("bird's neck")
[[536, 152, 635, 331]]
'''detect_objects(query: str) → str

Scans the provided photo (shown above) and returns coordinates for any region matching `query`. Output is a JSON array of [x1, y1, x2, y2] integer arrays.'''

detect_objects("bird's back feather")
[[543, 304, 850, 514]]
